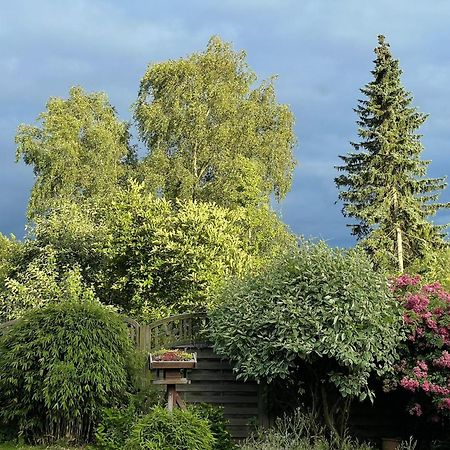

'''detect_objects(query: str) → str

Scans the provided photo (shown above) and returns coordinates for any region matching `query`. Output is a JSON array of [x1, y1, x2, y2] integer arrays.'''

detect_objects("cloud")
[[1, 0, 450, 245]]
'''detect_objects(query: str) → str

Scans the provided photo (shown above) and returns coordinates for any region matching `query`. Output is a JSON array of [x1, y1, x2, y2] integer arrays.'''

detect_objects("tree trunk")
[[393, 191, 404, 273], [396, 225, 404, 273]]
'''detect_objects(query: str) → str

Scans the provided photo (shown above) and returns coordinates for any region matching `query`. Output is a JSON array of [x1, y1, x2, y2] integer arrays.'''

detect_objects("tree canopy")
[[134, 36, 296, 208], [16, 86, 135, 218], [209, 241, 403, 435], [335, 35, 449, 273], [0, 183, 295, 322]]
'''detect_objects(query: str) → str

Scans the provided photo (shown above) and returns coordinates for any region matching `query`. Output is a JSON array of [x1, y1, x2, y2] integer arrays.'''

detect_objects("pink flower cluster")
[[413, 361, 428, 379], [391, 274, 421, 290], [400, 377, 420, 391], [391, 274, 450, 419], [405, 293, 429, 313], [433, 351, 450, 369], [421, 380, 450, 395], [422, 282, 442, 294]]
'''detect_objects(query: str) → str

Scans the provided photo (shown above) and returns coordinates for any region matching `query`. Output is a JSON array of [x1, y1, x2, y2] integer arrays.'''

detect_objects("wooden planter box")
[[149, 353, 197, 370]]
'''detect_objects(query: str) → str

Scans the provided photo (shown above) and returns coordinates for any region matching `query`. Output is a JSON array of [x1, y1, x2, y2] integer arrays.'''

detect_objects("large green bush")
[[210, 241, 404, 435], [0, 291, 136, 444], [124, 405, 215, 450]]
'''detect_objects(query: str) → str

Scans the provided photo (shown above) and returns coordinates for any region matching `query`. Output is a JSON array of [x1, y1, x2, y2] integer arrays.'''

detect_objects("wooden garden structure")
[[126, 313, 268, 439], [149, 351, 197, 411]]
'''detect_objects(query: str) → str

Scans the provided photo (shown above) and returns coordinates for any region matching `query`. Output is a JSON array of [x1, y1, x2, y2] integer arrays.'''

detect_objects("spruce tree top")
[[336, 35, 449, 272]]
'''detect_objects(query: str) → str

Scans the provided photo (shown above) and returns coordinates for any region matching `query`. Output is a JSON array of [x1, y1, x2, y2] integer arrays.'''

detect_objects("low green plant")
[[191, 403, 236, 450], [124, 405, 215, 450], [95, 404, 136, 450], [238, 409, 373, 450], [0, 287, 137, 444]]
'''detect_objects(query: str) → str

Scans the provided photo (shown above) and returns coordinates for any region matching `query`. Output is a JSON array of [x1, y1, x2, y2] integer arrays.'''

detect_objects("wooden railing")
[[142, 312, 209, 351]]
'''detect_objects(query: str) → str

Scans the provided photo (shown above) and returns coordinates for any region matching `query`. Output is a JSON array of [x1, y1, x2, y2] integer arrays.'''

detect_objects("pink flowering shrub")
[[389, 274, 450, 420]]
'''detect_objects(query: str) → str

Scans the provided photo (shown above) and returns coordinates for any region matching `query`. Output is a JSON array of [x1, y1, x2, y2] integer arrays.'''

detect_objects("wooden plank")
[[182, 395, 257, 404], [194, 348, 223, 358], [196, 361, 233, 370], [188, 370, 238, 381], [178, 383, 258, 392], [227, 425, 251, 438], [223, 407, 259, 415], [227, 417, 253, 426]]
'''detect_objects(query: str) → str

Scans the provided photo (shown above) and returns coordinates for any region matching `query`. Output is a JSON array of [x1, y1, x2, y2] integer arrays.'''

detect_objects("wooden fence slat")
[[177, 384, 258, 393]]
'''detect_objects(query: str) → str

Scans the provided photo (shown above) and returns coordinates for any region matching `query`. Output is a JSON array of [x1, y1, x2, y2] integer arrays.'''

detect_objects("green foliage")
[[0, 247, 64, 321], [134, 36, 296, 208], [95, 405, 136, 450], [191, 403, 236, 450], [7, 183, 294, 321], [407, 247, 450, 291], [0, 234, 21, 287], [103, 183, 294, 319], [210, 241, 403, 434], [16, 86, 135, 218], [124, 406, 215, 450], [238, 409, 374, 450], [335, 35, 449, 272], [0, 296, 136, 444]]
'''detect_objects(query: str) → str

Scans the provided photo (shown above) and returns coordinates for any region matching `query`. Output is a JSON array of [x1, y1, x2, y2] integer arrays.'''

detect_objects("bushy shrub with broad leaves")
[[124, 405, 214, 450], [191, 403, 236, 450], [0, 286, 137, 444], [210, 241, 404, 435]]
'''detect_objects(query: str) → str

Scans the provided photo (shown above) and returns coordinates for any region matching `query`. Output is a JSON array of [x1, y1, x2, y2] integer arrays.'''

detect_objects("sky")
[[1, 0, 450, 246]]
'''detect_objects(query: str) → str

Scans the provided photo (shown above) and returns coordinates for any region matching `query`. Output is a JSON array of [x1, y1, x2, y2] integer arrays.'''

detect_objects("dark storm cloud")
[[1, 0, 450, 245]]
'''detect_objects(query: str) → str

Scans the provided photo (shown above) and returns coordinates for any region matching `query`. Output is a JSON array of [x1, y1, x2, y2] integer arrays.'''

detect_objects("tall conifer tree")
[[335, 35, 449, 272]]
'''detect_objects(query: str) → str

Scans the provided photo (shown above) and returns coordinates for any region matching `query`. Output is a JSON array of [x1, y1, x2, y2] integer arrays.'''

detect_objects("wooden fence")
[[140, 313, 267, 440]]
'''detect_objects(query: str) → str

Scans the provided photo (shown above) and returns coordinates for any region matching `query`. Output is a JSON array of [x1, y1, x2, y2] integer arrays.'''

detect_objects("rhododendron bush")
[[389, 274, 450, 420]]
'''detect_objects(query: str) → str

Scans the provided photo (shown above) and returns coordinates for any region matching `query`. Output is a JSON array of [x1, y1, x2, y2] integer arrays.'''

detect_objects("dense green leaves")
[[101, 183, 295, 319], [0, 293, 136, 443], [135, 36, 296, 207], [0, 183, 295, 322], [124, 406, 215, 450], [209, 241, 404, 432], [16, 86, 135, 218], [336, 35, 449, 272]]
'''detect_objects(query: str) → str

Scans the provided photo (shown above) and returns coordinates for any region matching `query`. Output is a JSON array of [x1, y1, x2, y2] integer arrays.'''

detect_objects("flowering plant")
[[388, 274, 450, 419], [151, 349, 194, 361]]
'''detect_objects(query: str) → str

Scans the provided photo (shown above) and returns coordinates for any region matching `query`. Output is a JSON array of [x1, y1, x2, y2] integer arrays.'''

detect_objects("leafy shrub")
[[191, 403, 236, 450], [125, 405, 215, 449], [387, 275, 450, 422], [11, 183, 294, 322], [95, 404, 136, 450], [0, 291, 136, 444], [210, 241, 404, 435], [95, 371, 161, 450]]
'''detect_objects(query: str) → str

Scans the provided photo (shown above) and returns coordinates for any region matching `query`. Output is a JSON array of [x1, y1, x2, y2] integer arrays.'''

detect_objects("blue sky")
[[1, 0, 450, 246]]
